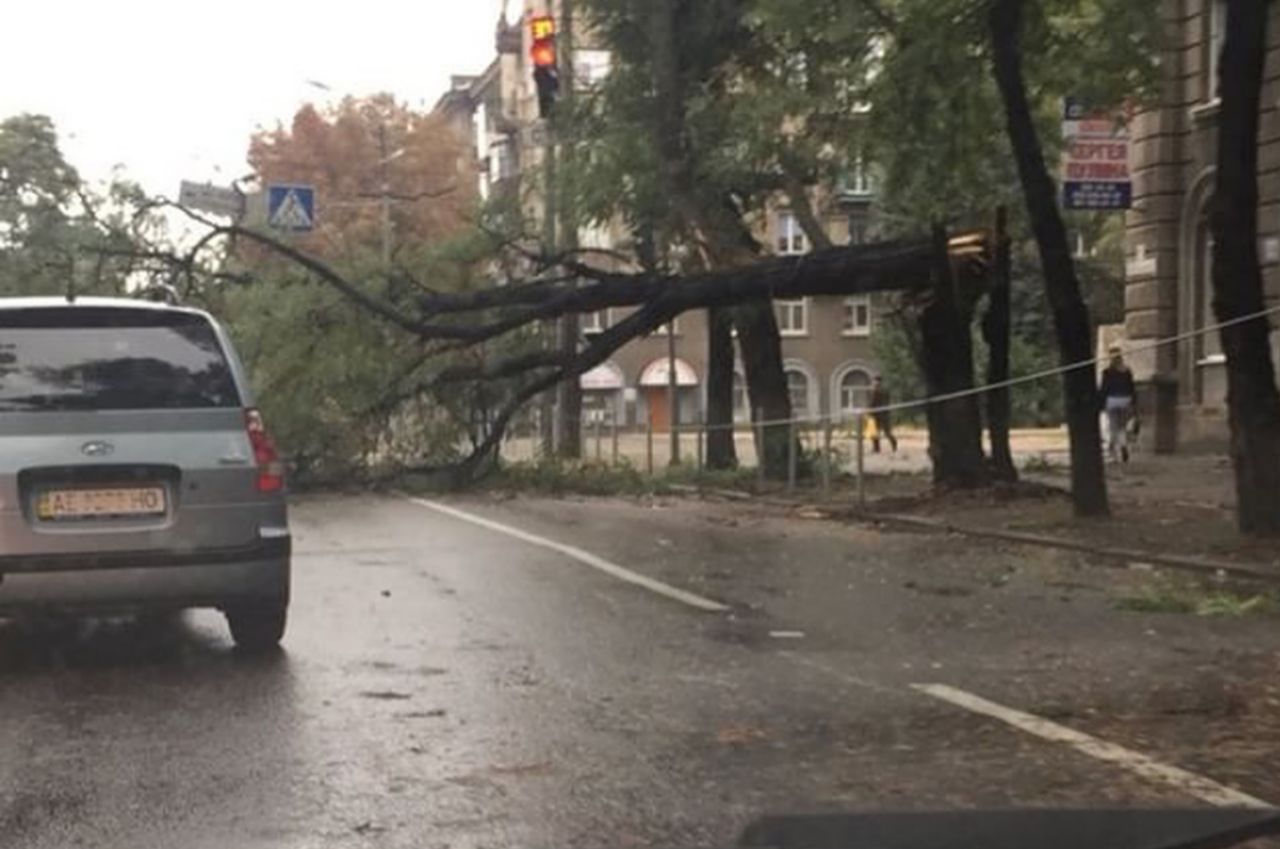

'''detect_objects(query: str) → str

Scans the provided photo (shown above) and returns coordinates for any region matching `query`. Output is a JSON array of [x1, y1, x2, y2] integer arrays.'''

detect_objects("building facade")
[[437, 5, 890, 430], [1125, 0, 1280, 449]]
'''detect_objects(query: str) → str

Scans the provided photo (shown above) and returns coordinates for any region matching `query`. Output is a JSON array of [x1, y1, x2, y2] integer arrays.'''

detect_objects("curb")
[[848, 510, 1280, 583], [669, 484, 1280, 584]]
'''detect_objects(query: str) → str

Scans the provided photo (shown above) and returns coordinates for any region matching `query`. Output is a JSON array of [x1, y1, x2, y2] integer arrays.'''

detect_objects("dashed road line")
[[406, 495, 1270, 808], [913, 683, 1273, 809], [402, 497, 730, 613]]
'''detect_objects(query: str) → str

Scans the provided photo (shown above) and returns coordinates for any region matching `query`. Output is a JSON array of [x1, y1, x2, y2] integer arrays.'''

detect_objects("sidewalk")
[[501, 428, 1272, 574], [833, 452, 1277, 576]]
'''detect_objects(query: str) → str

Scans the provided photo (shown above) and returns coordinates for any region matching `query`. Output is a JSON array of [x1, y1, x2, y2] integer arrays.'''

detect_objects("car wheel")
[[225, 604, 287, 652]]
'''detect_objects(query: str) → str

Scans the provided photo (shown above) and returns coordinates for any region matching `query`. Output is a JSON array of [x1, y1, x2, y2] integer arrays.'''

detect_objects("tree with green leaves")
[[0, 114, 161, 298], [570, 0, 803, 476], [205, 97, 499, 482], [862, 0, 1158, 514]]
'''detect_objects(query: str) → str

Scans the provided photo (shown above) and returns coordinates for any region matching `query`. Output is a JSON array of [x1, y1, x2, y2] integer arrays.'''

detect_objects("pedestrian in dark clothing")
[[1098, 346, 1137, 463], [869, 376, 898, 454]]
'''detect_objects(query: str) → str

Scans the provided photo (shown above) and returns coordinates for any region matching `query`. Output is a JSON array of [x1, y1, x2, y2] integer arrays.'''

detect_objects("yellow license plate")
[[37, 487, 167, 520]]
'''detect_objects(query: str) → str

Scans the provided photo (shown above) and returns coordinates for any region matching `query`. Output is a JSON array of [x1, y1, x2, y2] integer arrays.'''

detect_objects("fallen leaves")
[[716, 724, 767, 745]]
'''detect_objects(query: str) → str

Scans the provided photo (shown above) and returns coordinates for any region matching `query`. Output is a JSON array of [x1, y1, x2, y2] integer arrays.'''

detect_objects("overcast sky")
[[0, 1, 505, 197]]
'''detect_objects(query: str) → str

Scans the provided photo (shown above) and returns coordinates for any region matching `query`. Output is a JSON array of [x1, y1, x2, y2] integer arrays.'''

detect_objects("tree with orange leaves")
[[246, 94, 476, 270]]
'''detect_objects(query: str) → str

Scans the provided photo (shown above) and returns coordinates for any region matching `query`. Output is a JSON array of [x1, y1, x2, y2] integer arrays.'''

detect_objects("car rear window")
[[0, 307, 241, 411]]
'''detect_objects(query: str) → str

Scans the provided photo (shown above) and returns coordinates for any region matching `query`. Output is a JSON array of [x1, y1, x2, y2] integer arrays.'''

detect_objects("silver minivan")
[[0, 297, 290, 651]]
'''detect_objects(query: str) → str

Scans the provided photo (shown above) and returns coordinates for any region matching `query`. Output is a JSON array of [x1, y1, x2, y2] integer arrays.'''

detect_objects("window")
[[732, 372, 749, 421], [776, 299, 808, 336], [1199, 228, 1223, 360], [843, 296, 872, 336], [848, 156, 873, 196], [775, 212, 808, 255], [574, 49, 612, 88], [0, 308, 239, 411], [848, 213, 870, 246], [490, 137, 516, 182], [786, 369, 810, 417], [582, 310, 609, 335], [1208, 1, 1227, 102], [839, 369, 873, 414]]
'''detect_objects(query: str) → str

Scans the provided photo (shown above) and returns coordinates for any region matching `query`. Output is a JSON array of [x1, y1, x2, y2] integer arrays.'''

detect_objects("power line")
[[697, 302, 1280, 432]]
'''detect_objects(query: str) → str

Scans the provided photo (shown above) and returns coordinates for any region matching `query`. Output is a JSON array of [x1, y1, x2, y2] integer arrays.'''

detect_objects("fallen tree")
[[135, 206, 996, 483]]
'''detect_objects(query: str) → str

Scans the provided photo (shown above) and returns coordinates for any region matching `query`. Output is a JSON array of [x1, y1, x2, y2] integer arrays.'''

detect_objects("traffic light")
[[530, 14, 560, 119]]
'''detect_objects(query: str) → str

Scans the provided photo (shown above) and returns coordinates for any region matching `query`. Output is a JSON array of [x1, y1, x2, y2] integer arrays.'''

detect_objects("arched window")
[[732, 371, 749, 421], [839, 369, 873, 413], [785, 368, 810, 417], [1197, 224, 1223, 362]]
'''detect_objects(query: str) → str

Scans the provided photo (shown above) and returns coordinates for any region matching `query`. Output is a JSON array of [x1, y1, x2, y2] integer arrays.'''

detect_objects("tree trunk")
[[555, 0, 582, 459], [918, 225, 986, 488], [556, 314, 583, 458], [989, 0, 1108, 517], [706, 305, 738, 468], [734, 300, 793, 479], [1212, 0, 1280, 536], [983, 206, 1018, 482]]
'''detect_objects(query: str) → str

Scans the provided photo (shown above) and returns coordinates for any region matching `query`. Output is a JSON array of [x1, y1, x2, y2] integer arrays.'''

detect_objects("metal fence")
[[504, 410, 885, 502]]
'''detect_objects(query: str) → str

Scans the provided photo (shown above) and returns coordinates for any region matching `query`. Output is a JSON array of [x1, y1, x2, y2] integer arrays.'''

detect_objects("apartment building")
[[1125, 0, 1280, 449], [436, 5, 888, 429]]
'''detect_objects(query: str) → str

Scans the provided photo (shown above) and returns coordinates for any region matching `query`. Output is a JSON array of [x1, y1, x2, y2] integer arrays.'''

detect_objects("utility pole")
[[530, 10, 561, 458], [555, 0, 583, 459], [540, 115, 559, 458]]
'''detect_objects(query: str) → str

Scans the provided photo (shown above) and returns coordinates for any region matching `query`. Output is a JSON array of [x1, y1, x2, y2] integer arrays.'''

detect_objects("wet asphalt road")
[[3, 493, 1279, 849]]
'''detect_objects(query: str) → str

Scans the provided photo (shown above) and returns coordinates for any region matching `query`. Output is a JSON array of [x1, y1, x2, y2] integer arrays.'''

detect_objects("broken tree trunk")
[[706, 305, 738, 469], [734, 300, 793, 479], [919, 225, 987, 488]]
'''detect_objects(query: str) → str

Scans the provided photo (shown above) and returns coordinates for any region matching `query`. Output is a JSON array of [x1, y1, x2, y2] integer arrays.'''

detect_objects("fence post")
[[755, 407, 765, 489], [822, 415, 833, 494], [611, 415, 620, 466], [696, 414, 705, 473], [646, 420, 654, 476], [856, 412, 866, 507], [787, 418, 798, 492]]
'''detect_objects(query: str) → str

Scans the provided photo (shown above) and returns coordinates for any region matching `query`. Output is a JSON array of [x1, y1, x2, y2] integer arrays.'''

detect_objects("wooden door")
[[646, 388, 671, 431]]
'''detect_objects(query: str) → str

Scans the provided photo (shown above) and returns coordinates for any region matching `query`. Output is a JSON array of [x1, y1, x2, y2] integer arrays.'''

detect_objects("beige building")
[[1125, 0, 1280, 449], [437, 6, 887, 429]]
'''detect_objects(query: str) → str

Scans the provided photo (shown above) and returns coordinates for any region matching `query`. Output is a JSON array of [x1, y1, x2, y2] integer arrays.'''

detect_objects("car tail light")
[[245, 408, 285, 493]]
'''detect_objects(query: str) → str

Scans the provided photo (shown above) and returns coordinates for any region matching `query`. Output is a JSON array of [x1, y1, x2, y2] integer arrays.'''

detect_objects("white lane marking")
[[913, 683, 1273, 809], [404, 497, 730, 613]]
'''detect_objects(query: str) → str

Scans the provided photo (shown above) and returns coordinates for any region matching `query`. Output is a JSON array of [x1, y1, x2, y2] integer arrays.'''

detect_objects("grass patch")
[[396, 456, 775, 499], [1115, 580, 1276, 618], [481, 459, 657, 497], [663, 463, 759, 492], [1022, 453, 1060, 474]]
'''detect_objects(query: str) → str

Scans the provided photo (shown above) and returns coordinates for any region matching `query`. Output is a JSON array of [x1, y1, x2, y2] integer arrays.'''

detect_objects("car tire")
[[226, 604, 287, 653]]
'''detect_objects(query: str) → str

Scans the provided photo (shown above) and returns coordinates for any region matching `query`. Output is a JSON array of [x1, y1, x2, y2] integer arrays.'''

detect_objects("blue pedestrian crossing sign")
[[267, 184, 316, 232]]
